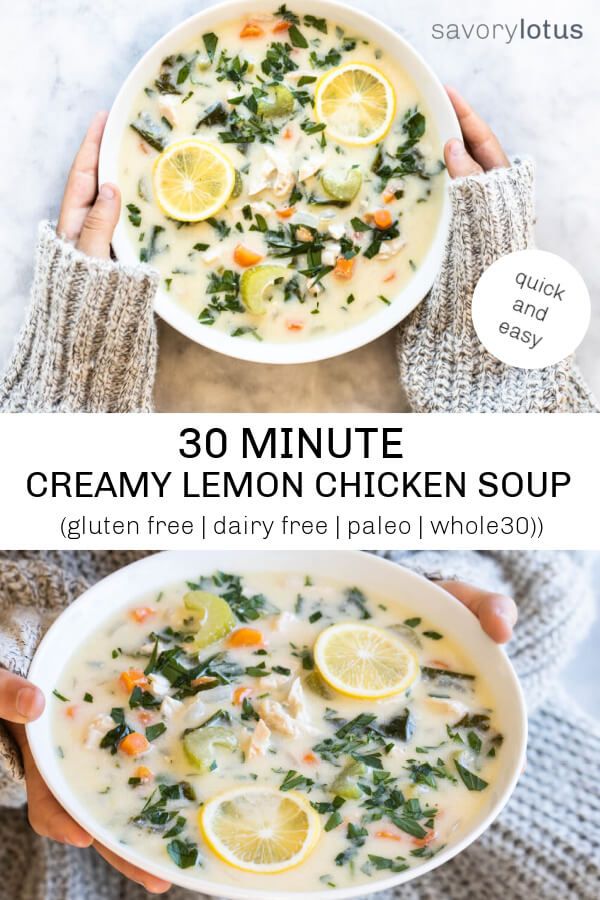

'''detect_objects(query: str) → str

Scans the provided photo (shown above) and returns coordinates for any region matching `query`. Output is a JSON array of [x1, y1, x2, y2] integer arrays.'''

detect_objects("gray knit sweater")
[[0, 551, 598, 900], [0, 161, 596, 414]]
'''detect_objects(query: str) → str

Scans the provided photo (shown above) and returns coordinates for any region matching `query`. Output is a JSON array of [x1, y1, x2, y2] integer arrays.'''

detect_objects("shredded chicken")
[[298, 154, 325, 182], [286, 677, 310, 722], [148, 673, 171, 697], [84, 714, 114, 750], [247, 175, 271, 197], [242, 719, 272, 759], [266, 147, 296, 198], [256, 698, 301, 738], [376, 237, 407, 260]]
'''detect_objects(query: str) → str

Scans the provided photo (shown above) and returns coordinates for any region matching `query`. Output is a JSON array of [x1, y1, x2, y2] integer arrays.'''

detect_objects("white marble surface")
[[0, 0, 598, 411]]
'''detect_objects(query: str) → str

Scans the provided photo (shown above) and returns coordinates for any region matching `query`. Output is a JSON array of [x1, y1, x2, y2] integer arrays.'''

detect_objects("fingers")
[[57, 111, 108, 242], [20, 742, 92, 848], [436, 580, 518, 644], [445, 85, 510, 172], [0, 669, 45, 724], [93, 842, 172, 894], [444, 139, 483, 178], [76, 183, 121, 259]]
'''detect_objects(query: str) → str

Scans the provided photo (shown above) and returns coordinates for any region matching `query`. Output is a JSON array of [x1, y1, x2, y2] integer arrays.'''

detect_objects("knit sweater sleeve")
[[0, 222, 159, 413], [0, 551, 148, 807], [398, 160, 598, 412]]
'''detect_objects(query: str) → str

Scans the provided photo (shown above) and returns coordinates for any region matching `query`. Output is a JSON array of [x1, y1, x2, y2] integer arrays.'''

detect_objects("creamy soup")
[[119, 6, 444, 343], [53, 571, 503, 892]]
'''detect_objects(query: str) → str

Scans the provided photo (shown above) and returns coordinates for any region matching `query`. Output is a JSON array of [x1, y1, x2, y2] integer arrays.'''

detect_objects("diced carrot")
[[137, 711, 154, 726], [119, 732, 150, 756], [240, 22, 264, 38], [65, 705, 78, 719], [376, 830, 403, 842], [134, 766, 154, 783], [233, 244, 264, 267], [429, 659, 450, 669], [333, 257, 355, 280], [373, 208, 393, 230], [383, 272, 396, 283], [226, 627, 264, 648], [382, 190, 396, 204], [412, 829, 437, 848], [273, 20, 291, 33], [276, 206, 296, 219], [286, 320, 304, 331], [232, 686, 253, 705], [282, 126, 294, 139], [130, 606, 154, 623], [303, 752, 318, 765], [119, 668, 149, 693], [191, 675, 218, 688]]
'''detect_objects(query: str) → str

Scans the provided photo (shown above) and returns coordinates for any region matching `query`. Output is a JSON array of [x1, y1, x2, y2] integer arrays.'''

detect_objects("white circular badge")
[[471, 249, 590, 369]]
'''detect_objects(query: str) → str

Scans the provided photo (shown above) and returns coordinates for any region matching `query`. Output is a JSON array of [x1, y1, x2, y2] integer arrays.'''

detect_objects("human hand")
[[444, 86, 510, 178], [56, 111, 121, 259], [1, 669, 170, 894], [435, 580, 518, 643]]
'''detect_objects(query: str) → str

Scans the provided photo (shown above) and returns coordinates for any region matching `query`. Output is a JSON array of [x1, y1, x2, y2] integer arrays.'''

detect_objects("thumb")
[[0, 670, 45, 724], [444, 139, 484, 179], [436, 580, 518, 644], [76, 182, 121, 259]]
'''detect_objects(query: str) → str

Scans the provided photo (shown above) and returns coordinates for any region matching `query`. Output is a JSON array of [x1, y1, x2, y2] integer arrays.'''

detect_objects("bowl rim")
[[99, 0, 460, 364], [26, 549, 527, 899]]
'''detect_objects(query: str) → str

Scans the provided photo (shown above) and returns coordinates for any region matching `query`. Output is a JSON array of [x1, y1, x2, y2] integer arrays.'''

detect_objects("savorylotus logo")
[[432, 19, 583, 44]]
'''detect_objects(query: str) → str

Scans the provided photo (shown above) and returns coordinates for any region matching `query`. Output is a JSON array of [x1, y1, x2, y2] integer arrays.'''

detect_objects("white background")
[[1, 413, 597, 550]]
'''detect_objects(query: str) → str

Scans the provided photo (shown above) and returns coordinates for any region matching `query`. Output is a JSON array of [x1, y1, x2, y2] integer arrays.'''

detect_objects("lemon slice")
[[314, 62, 396, 146], [314, 623, 419, 699], [200, 785, 320, 874], [152, 138, 236, 222]]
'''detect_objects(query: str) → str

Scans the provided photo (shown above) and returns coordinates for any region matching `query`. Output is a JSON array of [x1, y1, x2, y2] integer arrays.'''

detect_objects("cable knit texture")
[[0, 550, 598, 900], [0, 222, 159, 412], [398, 160, 598, 412]]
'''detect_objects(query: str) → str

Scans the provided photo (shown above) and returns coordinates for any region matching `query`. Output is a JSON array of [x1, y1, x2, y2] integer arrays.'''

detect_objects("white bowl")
[[99, 0, 460, 364], [27, 550, 526, 899]]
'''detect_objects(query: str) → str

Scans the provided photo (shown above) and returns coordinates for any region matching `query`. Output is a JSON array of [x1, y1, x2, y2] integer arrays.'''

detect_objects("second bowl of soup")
[[26, 550, 526, 898]]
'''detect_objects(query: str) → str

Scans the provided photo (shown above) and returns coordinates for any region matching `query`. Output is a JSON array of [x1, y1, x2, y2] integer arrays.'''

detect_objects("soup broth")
[[119, 7, 444, 344], [53, 571, 503, 892]]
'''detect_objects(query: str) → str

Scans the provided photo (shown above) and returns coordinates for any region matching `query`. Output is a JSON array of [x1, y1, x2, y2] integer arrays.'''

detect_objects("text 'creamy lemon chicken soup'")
[[52, 572, 504, 892], [119, 5, 445, 344]]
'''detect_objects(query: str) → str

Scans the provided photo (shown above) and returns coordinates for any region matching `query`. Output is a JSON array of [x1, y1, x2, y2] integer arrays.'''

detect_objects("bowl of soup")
[[26, 550, 526, 898], [99, 0, 459, 363]]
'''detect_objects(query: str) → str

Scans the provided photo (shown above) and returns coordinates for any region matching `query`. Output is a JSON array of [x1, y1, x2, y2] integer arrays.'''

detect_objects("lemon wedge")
[[314, 62, 396, 146], [314, 623, 419, 699], [200, 785, 320, 874], [152, 138, 235, 222]]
